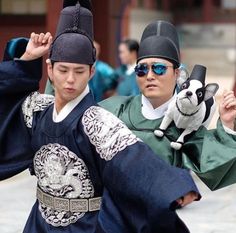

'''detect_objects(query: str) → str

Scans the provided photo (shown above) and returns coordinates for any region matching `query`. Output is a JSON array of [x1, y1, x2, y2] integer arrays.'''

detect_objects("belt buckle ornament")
[[70, 199, 89, 212], [89, 197, 101, 211], [54, 196, 70, 212]]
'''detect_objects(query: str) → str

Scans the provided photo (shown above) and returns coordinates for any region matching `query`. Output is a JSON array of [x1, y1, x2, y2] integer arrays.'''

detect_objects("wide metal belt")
[[37, 187, 101, 213]]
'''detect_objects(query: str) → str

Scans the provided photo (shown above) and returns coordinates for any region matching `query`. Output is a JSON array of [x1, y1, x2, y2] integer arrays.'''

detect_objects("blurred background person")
[[89, 41, 116, 102], [115, 39, 140, 96]]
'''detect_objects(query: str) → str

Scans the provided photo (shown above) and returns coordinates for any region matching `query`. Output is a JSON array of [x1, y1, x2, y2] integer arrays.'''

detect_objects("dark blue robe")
[[0, 58, 200, 233]]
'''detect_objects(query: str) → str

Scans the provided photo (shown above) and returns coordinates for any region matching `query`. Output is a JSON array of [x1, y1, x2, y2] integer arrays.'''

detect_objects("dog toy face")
[[178, 79, 205, 108], [154, 64, 219, 150]]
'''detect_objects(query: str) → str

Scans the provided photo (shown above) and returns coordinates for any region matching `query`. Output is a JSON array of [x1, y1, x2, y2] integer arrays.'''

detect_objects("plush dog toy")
[[154, 64, 219, 150]]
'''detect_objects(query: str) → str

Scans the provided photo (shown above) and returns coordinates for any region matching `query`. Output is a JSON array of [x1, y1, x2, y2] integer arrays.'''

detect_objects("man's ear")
[[89, 65, 95, 80], [204, 83, 219, 101], [176, 66, 189, 88], [46, 59, 54, 83]]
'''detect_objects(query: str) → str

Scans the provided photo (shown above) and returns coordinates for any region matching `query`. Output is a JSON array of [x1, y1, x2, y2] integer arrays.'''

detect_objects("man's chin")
[[144, 92, 160, 99], [63, 94, 78, 103]]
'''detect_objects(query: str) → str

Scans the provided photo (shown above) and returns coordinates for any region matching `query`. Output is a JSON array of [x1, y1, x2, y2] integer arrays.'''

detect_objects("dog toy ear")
[[204, 83, 219, 101], [176, 64, 189, 88]]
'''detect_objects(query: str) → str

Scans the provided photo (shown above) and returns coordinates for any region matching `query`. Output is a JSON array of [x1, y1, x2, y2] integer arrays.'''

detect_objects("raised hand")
[[20, 32, 53, 61], [176, 191, 199, 208], [219, 90, 236, 130]]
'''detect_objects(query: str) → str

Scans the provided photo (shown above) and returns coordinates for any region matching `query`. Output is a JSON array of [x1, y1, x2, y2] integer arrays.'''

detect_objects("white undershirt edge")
[[53, 85, 89, 123], [141, 94, 176, 120], [223, 125, 236, 135]]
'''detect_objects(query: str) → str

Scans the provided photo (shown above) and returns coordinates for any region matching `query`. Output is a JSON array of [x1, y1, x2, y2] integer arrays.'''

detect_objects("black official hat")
[[50, 0, 96, 65], [137, 20, 180, 68], [188, 64, 206, 85]]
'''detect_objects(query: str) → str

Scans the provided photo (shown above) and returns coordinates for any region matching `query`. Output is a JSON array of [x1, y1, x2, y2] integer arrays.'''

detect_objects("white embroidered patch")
[[22, 92, 54, 128], [34, 143, 94, 227], [82, 106, 140, 161]]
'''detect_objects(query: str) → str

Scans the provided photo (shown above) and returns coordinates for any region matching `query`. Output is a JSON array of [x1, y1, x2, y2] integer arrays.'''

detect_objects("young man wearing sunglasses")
[[100, 20, 236, 191], [0, 2, 202, 233]]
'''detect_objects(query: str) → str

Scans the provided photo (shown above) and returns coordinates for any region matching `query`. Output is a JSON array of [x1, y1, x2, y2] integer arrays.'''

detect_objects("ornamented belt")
[[36, 187, 101, 213]]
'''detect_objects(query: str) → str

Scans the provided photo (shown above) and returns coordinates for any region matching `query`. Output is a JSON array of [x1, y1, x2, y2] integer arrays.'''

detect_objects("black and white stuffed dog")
[[154, 64, 219, 150]]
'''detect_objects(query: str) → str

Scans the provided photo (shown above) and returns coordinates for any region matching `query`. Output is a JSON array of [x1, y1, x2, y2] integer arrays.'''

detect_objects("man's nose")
[[146, 68, 156, 80], [67, 72, 75, 83]]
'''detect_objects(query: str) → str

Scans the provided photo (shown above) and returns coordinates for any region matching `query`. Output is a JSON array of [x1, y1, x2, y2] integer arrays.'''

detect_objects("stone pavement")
[[1, 171, 236, 233], [178, 174, 236, 233], [0, 171, 36, 233]]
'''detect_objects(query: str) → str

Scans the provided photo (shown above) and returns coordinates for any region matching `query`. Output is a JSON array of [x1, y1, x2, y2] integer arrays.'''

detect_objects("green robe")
[[99, 95, 236, 191]]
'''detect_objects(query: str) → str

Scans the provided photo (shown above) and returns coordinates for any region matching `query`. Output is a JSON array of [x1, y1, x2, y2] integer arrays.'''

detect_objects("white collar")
[[141, 94, 176, 120], [126, 63, 136, 75], [53, 85, 89, 123]]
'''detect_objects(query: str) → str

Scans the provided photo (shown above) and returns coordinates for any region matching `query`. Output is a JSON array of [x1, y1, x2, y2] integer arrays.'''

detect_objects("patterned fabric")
[[22, 92, 54, 128], [82, 106, 140, 161], [34, 143, 94, 227]]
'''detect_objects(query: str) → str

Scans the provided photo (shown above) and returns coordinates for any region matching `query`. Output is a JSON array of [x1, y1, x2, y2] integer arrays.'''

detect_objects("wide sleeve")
[[181, 119, 236, 191], [82, 106, 199, 232], [0, 58, 42, 180]]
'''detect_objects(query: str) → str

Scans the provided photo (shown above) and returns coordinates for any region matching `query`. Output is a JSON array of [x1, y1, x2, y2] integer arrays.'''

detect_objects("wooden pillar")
[[144, 0, 155, 9], [203, 0, 213, 22], [130, 0, 138, 7], [162, 0, 170, 12], [46, 0, 62, 37], [93, 0, 131, 67], [92, 0, 110, 64], [108, 0, 126, 67]]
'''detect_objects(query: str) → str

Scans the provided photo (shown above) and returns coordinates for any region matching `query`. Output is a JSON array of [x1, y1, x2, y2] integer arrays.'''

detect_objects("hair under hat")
[[137, 20, 180, 68]]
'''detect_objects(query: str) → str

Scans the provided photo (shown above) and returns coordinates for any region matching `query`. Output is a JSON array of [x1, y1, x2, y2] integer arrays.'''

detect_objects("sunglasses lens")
[[152, 64, 167, 75], [135, 64, 148, 77]]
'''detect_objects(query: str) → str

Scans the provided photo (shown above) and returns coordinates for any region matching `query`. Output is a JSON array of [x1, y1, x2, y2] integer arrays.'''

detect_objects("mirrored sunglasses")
[[134, 63, 173, 77]]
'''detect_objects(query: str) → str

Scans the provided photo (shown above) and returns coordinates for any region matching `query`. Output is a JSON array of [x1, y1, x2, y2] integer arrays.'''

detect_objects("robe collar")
[[141, 94, 176, 120], [53, 85, 89, 122]]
